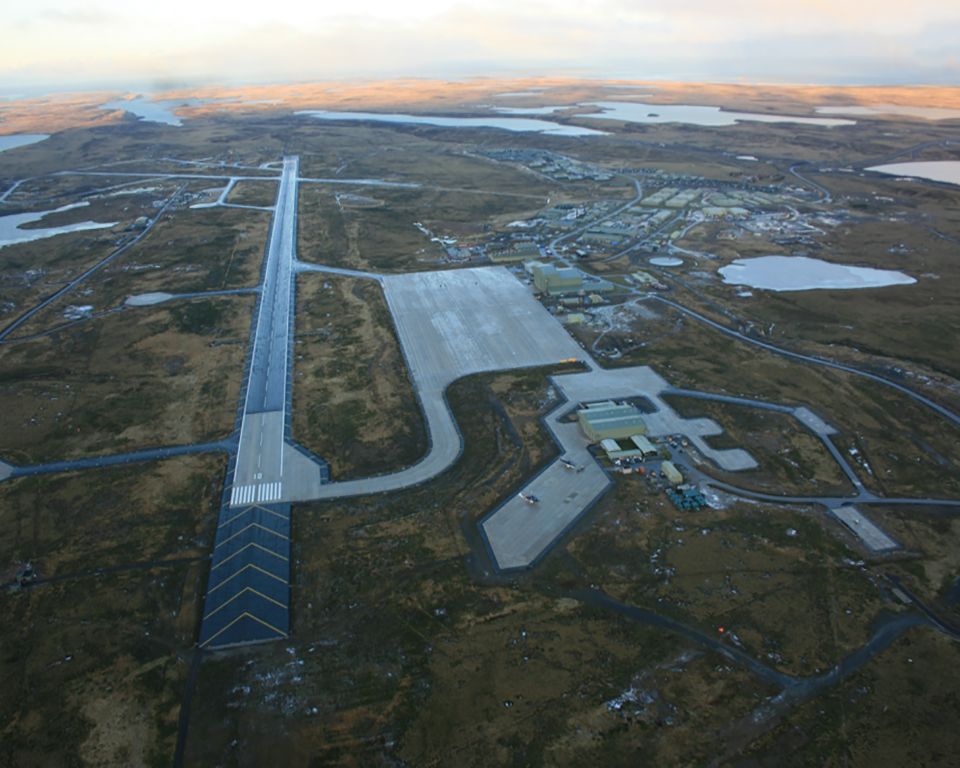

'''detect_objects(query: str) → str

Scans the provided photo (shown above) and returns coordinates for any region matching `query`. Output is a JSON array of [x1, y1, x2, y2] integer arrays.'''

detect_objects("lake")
[[0, 202, 117, 249], [296, 110, 608, 136], [0, 135, 49, 152], [496, 102, 855, 127], [100, 97, 183, 126], [866, 161, 960, 186], [718, 255, 915, 292], [817, 105, 960, 121]]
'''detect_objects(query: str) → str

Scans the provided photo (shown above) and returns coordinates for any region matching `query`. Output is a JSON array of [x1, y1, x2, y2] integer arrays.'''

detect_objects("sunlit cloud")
[[2, 0, 959, 91]]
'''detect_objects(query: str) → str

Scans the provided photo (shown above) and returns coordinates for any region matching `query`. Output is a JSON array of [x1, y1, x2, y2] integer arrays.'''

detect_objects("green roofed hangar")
[[577, 400, 647, 442], [526, 261, 616, 296]]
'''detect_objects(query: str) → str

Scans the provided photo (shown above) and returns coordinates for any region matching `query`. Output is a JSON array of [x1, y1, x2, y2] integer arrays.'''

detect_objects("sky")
[[1, 0, 958, 93]]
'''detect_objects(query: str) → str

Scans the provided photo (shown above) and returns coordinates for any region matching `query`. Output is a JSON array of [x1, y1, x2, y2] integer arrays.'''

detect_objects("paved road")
[[293, 260, 384, 282], [0, 185, 184, 341], [663, 386, 865, 492], [646, 296, 960, 429], [549, 176, 642, 254], [789, 163, 831, 203], [3, 439, 235, 482]]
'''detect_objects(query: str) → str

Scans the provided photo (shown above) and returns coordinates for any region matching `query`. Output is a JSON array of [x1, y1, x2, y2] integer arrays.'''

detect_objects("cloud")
[[39, 4, 119, 25], [3, 0, 960, 90]]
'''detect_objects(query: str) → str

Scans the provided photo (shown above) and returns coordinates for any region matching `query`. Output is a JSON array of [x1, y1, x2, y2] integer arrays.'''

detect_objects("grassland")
[[661, 394, 853, 496], [292, 272, 425, 478], [182, 362, 949, 767], [740, 628, 960, 768], [2, 79, 960, 767], [0, 454, 223, 768], [569, 304, 960, 498], [0, 295, 251, 463]]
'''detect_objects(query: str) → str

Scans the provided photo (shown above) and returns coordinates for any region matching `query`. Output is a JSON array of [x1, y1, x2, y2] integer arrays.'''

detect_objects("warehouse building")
[[577, 401, 647, 442], [630, 434, 659, 458], [530, 263, 584, 295], [489, 243, 542, 263], [661, 460, 683, 485]]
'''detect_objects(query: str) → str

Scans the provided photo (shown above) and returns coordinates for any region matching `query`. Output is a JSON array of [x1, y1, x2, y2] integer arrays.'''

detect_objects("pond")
[[718, 255, 915, 292], [866, 161, 960, 186], [100, 97, 184, 126], [0, 202, 117, 249]]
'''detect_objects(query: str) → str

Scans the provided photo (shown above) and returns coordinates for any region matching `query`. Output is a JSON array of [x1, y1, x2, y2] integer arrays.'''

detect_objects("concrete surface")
[[482, 401, 610, 570], [295, 266, 586, 501], [831, 505, 900, 552], [124, 292, 175, 306], [556, 367, 758, 471]]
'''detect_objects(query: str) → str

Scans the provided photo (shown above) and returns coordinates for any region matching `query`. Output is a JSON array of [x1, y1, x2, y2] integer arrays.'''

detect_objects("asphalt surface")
[[231, 156, 324, 505], [293, 260, 383, 282], [5, 439, 235, 481], [125, 287, 258, 307], [831, 506, 899, 552], [197, 500, 292, 648]]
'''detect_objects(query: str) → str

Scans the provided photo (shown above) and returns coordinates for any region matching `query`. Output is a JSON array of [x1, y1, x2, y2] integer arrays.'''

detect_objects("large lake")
[[0, 134, 49, 152], [496, 102, 855, 127], [0, 202, 117, 248], [817, 105, 960, 121], [719, 255, 915, 292], [866, 161, 960, 186], [296, 110, 608, 136], [100, 97, 184, 126]]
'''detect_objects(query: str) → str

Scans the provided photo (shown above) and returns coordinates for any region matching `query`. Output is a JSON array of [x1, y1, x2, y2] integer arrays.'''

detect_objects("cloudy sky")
[[2, 0, 958, 92]]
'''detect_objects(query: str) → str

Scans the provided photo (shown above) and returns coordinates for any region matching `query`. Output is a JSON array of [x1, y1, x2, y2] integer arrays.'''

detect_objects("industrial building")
[[489, 243, 542, 263], [630, 434, 658, 458], [529, 262, 583, 295], [660, 460, 683, 485], [577, 401, 647, 442]]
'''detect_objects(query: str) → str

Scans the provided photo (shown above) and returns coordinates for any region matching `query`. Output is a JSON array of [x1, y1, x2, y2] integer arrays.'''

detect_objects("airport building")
[[488, 243, 542, 263], [530, 263, 583, 295], [577, 401, 647, 442], [630, 434, 658, 458]]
